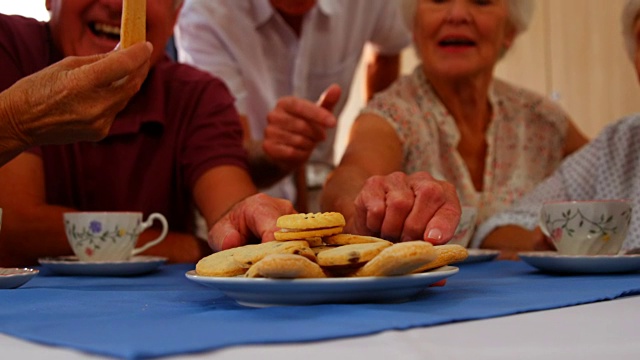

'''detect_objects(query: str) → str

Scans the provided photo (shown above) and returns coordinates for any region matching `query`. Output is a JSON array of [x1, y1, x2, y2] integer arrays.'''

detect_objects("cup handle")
[[132, 213, 169, 256]]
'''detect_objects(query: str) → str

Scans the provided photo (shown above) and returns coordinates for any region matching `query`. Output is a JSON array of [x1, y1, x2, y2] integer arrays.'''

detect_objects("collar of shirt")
[[250, 0, 334, 28]]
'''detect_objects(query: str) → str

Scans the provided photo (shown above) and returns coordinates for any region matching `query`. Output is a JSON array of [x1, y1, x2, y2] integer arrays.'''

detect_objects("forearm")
[[0, 204, 76, 267], [246, 139, 291, 188], [481, 225, 551, 259], [321, 164, 370, 221], [0, 85, 30, 167], [136, 229, 211, 264]]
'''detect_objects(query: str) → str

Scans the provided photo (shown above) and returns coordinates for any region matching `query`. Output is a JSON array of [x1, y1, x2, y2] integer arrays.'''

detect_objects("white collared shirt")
[[176, 0, 411, 200]]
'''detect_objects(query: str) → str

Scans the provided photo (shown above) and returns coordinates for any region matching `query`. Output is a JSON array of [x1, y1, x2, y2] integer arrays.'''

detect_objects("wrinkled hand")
[[347, 171, 460, 245], [208, 193, 297, 252], [3, 41, 152, 147], [262, 84, 341, 171]]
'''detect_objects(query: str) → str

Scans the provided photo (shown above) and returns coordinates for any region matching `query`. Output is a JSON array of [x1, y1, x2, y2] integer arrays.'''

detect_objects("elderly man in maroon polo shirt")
[[0, 0, 286, 267]]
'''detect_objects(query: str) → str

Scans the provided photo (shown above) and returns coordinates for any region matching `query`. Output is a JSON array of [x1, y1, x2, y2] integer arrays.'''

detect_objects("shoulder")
[[0, 14, 49, 57], [371, 70, 423, 105], [493, 78, 569, 127], [596, 114, 640, 143], [0, 14, 52, 85]]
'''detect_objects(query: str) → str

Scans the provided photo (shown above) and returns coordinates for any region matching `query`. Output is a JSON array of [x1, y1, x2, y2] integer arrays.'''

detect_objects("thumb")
[[317, 83, 342, 112], [209, 225, 245, 252]]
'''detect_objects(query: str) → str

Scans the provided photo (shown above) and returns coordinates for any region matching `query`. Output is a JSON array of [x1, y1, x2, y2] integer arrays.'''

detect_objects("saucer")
[[38, 256, 167, 276], [0, 268, 39, 289], [456, 249, 500, 264], [518, 251, 640, 274]]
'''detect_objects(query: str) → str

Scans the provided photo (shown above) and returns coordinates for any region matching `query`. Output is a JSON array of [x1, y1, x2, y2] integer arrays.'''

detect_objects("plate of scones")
[[186, 212, 465, 307]]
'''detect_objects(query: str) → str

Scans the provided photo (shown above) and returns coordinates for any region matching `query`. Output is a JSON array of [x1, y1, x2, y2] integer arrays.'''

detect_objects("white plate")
[[38, 256, 167, 276], [518, 251, 640, 274], [185, 266, 459, 307], [0, 268, 39, 289], [456, 249, 500, 264]]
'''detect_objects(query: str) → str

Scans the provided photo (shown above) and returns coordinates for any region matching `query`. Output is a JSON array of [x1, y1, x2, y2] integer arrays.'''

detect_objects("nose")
[[445, 0, 472, 24]]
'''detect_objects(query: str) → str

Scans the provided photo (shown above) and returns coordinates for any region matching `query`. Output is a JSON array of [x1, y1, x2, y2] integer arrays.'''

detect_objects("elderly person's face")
[[45, 0, 179, 65], [414, 0, 516, 80], [269, 0, 316, 16]]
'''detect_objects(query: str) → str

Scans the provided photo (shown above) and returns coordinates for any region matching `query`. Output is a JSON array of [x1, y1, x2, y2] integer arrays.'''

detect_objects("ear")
[[502, 23, 517, 51]]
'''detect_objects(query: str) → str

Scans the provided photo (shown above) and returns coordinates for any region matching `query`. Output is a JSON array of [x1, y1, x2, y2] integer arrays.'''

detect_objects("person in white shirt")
[[175, 0, 411, 209]]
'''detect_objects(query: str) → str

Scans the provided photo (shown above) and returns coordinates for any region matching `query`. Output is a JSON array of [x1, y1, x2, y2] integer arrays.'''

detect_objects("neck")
[[427, 71, 493, 132]]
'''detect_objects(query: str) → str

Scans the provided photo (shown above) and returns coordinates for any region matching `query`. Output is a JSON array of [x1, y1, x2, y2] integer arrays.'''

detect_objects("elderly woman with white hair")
[[322, 0, 587, 242], [472, 0, 640, 258]]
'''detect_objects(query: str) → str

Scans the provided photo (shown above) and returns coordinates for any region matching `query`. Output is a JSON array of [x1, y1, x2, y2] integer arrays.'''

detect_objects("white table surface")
[[3, 295, 639, 360]]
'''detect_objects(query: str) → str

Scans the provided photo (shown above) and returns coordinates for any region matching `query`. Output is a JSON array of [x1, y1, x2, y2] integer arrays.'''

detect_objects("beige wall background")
[[336, 0, 640, 163]]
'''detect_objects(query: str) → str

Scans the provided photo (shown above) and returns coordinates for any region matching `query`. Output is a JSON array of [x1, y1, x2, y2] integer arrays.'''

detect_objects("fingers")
[[316, 83, 342, 113], [208, 194, 296, 252], [419, 180, 460, 244], [351, 172, 461, 245], [276, 96, 337, 128], [84, 41, 153, 88]]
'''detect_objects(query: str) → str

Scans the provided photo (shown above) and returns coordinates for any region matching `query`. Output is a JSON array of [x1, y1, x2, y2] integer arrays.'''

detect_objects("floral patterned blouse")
[[362, 66, 571, 223]]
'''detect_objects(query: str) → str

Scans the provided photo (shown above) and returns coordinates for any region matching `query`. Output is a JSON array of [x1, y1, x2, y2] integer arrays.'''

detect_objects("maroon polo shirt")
[[0, 14, 248, 234]]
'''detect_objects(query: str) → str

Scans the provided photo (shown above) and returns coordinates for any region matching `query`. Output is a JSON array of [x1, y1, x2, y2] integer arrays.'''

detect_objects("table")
[[3, 295, 639, 359], [2, 261, 640, 359]]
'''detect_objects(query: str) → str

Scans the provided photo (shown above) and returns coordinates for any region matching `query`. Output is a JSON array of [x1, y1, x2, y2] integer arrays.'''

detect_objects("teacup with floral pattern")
[[64, 212, 168, 262], [540, 200, 632, 256]]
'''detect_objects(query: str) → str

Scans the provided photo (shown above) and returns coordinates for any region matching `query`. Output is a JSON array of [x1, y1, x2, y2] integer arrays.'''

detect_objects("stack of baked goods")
[[196, 212, 467, 279]]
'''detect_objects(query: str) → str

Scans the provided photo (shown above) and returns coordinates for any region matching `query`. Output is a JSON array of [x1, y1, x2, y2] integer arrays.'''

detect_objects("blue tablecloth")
[[1, 261, 640, 359]]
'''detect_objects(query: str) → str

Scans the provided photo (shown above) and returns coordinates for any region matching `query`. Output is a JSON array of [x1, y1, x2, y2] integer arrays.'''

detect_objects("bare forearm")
[[0, 204, 76, 267], [481, 225, 551, 260], [137, 230, 210, 264], [246, 139, 291, 188], [321, 164, 370, 220], [0, 86, 31, 167]]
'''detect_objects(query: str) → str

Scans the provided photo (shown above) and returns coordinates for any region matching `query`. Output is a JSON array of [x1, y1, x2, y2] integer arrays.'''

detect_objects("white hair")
[[400, 0, 535, 37], [622, 0, 640, 61]]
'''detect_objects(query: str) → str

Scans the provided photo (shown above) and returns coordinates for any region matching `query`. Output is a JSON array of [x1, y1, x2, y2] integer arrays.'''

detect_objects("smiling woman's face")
[[45, 0, 178, 65], [414, 0, 516, 81]]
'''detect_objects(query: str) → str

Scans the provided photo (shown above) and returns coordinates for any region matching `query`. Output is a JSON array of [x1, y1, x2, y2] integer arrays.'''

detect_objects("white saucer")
[[518, 251, 640, 274], [38, 256, 167, 276], [456, 249, 500, 264], [0, 268, 39, 289], [186, 266, 459, 307]]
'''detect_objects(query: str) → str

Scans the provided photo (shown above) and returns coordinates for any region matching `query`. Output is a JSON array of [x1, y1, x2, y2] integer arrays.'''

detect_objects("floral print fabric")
[[362, 66, 570, 223]]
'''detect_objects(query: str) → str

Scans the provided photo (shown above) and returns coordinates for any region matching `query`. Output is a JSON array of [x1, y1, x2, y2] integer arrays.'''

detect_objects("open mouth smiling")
[[90, 22, 121, 41], [438, 37, 476, 48]]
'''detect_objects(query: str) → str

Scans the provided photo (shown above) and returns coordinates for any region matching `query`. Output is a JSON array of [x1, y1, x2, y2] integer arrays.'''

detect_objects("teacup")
[[448, 206, 478, 248], [63, 212, 168, 262], [539, 200, 632, 256]]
